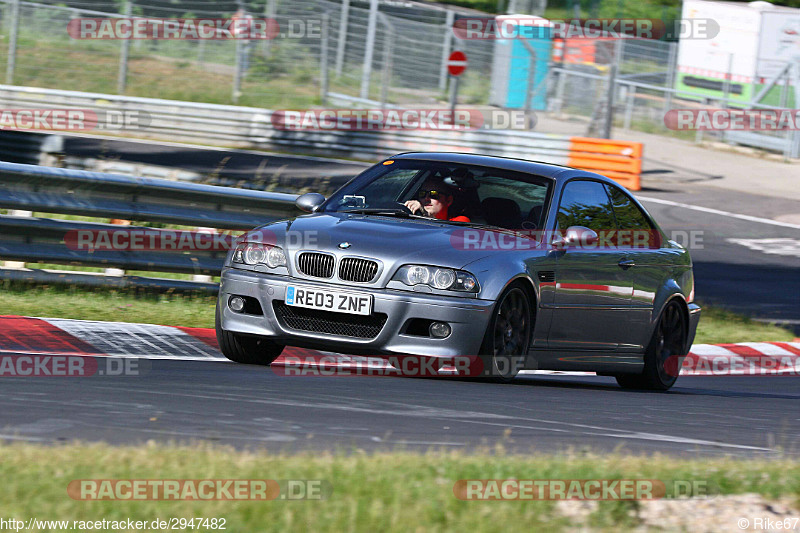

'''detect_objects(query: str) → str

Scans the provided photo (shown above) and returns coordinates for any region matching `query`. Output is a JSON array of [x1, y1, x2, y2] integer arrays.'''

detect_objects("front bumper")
[[686, 302, 701, 351], [218, 268, 495, 356]]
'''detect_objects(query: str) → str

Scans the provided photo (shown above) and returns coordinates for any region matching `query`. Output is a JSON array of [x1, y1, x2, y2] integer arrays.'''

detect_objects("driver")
[[404, 177, 470, 222]]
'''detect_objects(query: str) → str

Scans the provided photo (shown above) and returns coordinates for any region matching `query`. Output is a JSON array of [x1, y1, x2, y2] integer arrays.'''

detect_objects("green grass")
[[0, 35, 322, 109], [694, 305, 796, 345], [0, 283, 216, 327], [0, 283, 795, 344], [0, 443, 797, 532]]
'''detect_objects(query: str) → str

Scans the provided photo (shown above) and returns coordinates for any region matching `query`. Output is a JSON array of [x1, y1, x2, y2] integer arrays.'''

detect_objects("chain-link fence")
[[0, 0, 677, 109], [0, 0, 796, 155], [0, 0, 497, 109]]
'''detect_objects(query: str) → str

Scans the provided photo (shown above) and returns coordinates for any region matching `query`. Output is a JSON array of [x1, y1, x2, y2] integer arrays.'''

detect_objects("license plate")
[[285, 285, 373, 316]]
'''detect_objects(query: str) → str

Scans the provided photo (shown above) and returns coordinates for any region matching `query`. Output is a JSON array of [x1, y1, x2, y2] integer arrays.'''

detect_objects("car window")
[[330, 168, 421, 209], [605, 184, 660, 248], [323, 160, 551, 230], [475, 175, 548, 229], [556, 180, 616, 232], [605, 184, 653, 230]]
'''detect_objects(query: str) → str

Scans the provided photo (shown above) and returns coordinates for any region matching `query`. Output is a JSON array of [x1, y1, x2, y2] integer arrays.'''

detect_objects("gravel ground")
[[556, 493, 800, 532]]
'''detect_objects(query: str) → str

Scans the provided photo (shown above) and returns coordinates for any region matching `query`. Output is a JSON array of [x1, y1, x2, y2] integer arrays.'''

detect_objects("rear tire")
[[615, 300, 687, 391], [478, 283, 533, 383], [215, 302, 284, 365]]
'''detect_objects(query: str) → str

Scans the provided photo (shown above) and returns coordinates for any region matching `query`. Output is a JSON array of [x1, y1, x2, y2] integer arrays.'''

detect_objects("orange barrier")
[[566, 137, 643, 191]]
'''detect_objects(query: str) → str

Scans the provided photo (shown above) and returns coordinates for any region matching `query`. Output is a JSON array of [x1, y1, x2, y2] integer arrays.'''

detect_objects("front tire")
[[215, 302, 284, 365], [616, 300, 687, 391], [478, 283, 533, 382]]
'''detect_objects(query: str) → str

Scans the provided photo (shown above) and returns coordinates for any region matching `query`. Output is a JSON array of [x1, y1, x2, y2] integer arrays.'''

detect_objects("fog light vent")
[[429, 322, 451, 338], [229, 296, 246, 313]]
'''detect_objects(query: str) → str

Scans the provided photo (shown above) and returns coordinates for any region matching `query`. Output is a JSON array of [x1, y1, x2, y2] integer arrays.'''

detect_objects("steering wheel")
[[396, 202, 417, 215]]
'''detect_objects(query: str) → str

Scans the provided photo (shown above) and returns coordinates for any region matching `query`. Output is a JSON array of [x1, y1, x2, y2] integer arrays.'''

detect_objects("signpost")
[[447, 51, 467, 122]]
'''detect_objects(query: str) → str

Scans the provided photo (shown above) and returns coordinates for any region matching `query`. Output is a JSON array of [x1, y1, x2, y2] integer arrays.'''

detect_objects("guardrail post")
[[520, 40, 537, 129], [601, 39, 621, 139], [380, 28, 394, 109], [553, 70, 566, 115], [197, 40, 206, 65], [438, 10, 455, 92], [334, 0, 350, 76], [623, 85, 636, 131], [695, 98, 708, 145], [233, 40, 244, 103], [320, 11, 330, 104], [2, 209, 30, 269], [117, 1, 132, 94], [5, 0, 20, 85], [360, 0, 379, 100], [263, 0, 276, 56], [663, 41, 677, 115], [722, 53, 733, 101]]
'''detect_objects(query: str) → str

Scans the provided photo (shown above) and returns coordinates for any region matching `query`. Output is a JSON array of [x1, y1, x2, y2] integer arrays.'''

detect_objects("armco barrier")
[[0, 84, 643, 191], [0, 161, 299, 291]]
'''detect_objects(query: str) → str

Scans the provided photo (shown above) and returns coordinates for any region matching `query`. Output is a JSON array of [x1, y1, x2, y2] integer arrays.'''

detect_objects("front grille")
[[297, 252, 335, 278], [273, 302, 387, 339], [339, 258, 379, 283]]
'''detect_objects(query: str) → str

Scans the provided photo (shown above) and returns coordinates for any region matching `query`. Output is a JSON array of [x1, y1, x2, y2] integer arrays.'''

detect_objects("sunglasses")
[[417, 189, 444, 199]]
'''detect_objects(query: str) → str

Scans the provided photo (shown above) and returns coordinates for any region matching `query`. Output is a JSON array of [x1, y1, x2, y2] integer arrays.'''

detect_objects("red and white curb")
[[1, 316, 798, 376]]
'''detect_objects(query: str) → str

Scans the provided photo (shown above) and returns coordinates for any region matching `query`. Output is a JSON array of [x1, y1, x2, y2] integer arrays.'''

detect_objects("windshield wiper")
[[440, 219, 539, 238]]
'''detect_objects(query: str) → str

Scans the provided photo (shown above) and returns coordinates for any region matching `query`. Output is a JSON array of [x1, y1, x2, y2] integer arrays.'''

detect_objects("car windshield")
[[323, 159, 552, 231]]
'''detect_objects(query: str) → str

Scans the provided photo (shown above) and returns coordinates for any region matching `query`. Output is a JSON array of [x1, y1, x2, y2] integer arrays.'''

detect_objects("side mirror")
[[552, 226, 599, 249], [295, 192, 326, 213]]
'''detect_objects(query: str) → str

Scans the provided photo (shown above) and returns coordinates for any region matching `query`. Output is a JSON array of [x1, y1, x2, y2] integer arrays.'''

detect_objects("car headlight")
[[393, 265, 479, 293], [232, 243, 287, 269], [266, 246, 287, 268]]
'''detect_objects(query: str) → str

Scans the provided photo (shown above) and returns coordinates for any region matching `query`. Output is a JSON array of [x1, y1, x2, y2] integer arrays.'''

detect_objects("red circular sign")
[[447, 50, 467, 76]]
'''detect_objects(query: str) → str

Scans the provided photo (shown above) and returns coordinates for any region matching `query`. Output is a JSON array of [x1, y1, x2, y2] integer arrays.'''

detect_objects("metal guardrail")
[[0, 161, 298, 228], [0, 161, 300, 291], [0, 84, 645, 180]]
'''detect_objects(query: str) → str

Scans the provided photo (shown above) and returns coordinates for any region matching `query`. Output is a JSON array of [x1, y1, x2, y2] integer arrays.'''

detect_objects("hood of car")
[[251, 212, 531, 272]]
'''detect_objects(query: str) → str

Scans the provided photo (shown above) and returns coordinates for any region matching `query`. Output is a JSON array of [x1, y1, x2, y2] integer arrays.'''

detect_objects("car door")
[[547, 179, 634, 351], [605, 183, 664, 352]]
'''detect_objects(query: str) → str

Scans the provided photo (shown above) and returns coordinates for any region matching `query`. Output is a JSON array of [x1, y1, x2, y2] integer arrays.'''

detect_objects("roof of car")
[[389, 152, 598, 180]]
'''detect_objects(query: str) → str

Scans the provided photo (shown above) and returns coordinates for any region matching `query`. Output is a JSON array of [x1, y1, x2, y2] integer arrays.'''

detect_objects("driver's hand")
[[404, 200, 424, 215]]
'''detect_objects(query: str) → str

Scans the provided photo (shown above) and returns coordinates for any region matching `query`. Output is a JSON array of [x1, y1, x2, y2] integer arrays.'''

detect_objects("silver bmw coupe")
[[216, 153, 700, 390]]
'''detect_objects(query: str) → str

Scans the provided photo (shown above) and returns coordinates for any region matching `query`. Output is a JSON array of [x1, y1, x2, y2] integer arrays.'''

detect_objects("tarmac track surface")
[[0, 353, 798, 456]]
